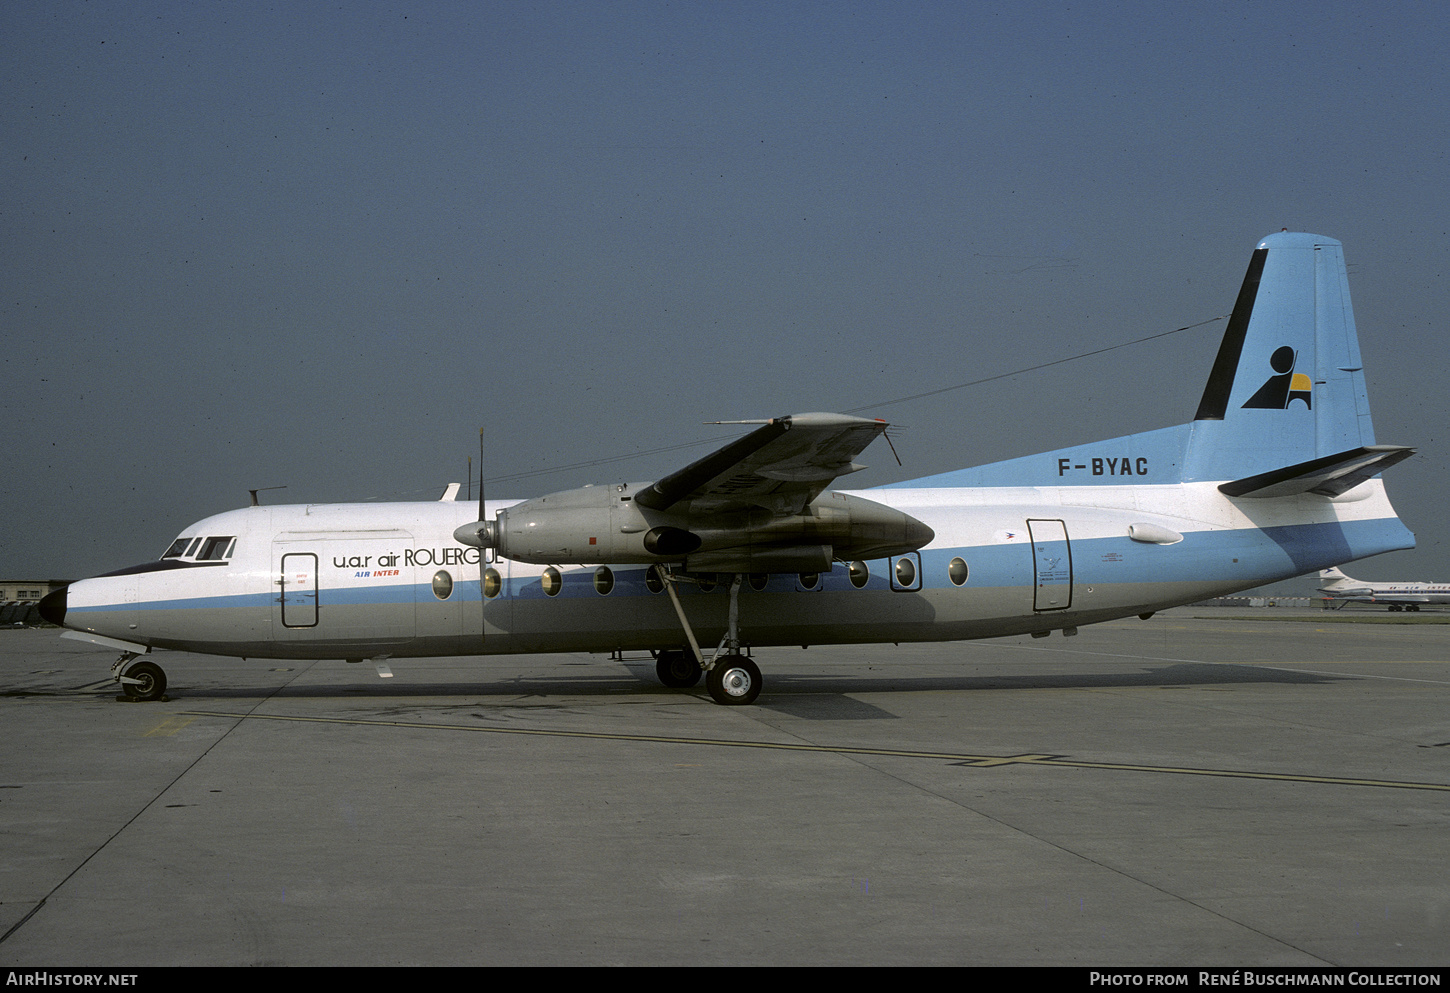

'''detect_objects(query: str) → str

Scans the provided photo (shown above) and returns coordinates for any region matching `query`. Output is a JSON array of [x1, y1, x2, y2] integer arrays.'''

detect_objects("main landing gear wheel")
[[655, 650, 702, 688], [121, 661, 167, 702], [706, 654, 761, 706]]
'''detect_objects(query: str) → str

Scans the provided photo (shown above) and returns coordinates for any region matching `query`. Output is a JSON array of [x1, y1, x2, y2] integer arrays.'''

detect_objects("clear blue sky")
[[5, 1, 1447, 586]]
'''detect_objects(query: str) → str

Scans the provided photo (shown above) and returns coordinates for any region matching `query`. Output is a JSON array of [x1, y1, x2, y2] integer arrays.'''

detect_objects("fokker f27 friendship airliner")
[[40, 232, 1416, 705]]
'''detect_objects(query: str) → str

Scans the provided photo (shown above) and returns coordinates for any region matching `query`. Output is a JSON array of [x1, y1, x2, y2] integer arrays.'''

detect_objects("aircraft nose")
[[38, 586, 68, 627]]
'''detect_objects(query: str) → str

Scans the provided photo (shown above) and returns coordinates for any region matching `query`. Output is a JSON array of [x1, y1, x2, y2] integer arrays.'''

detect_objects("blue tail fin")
[[891, 231, 1403, 491], [1182, 232, 1377, 481]]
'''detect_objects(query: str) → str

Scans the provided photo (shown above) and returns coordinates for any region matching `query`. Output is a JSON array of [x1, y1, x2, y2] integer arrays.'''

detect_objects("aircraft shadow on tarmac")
[[97, 658, 1341, 716]]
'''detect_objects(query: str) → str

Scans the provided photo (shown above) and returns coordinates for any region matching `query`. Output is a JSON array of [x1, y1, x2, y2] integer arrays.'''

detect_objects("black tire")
[[655, 650, 702, 688], [124, 661, 167, 702], [706, 654, 761, 706]]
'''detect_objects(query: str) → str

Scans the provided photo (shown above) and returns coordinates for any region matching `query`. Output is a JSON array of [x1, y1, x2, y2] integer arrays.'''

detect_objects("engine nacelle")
[[454, 483, 933, 570]]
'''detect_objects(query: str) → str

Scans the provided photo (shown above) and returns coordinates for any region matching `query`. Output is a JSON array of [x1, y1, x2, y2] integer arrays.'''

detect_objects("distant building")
[[0, 580, 71, 626], [1, 580, 67, 601], [1190, 596, 1317, 608]]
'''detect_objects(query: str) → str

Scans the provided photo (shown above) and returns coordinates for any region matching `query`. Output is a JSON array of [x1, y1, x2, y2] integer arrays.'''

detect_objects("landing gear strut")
[[112, 652, 168, 702], [659, 570, 763, 705]]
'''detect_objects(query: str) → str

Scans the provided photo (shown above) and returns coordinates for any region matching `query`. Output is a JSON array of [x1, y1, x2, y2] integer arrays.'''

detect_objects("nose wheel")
[[112, 653, 168, 702]]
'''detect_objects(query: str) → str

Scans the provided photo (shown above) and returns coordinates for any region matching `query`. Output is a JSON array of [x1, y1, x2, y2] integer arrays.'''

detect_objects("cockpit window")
[[198, 537, 235, 561], [161, 535, 236, 561]]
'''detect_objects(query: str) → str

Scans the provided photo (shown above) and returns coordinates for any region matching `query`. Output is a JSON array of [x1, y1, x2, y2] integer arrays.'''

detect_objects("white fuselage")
[[56, 478, 1411, 661]]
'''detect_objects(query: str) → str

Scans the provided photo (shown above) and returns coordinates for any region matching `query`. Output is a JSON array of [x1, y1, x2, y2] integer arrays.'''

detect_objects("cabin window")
[[432, 570, 454, 600], [483, 568, 502, 599], [646, 565, 666, 594], [593, 566, 614, 596], [849, 561, 869, 589], [542, 567, 562, 597], [748, 573, 769, 592], [895, 557, 916, 587], [949, 557, 969, 586], [697, 574, 717, 593], [799, 572, 820, 591]]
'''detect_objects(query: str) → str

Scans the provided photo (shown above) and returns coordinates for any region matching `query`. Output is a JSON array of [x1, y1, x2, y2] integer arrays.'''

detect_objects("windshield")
[[161, 535, 236, 561]]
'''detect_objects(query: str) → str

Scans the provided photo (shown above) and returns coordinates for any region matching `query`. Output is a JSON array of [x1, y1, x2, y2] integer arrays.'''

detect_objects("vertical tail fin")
[[890, 231, 1410, 500], [1183, 232, 1378, 481]]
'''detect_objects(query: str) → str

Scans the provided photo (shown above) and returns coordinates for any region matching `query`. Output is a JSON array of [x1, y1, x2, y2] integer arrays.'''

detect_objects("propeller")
[[453, 429, 498, 551]]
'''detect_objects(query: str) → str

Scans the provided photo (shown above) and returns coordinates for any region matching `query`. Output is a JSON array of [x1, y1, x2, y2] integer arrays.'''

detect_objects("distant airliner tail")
[[1317, 567, 1359, 589]]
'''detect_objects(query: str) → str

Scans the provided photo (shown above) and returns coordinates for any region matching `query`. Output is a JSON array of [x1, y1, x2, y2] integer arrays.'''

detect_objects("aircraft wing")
[[634, 413, 888, 516]]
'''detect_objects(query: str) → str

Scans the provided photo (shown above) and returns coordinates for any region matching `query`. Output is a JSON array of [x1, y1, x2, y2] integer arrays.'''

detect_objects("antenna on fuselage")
[[248, 486, 287, 507]]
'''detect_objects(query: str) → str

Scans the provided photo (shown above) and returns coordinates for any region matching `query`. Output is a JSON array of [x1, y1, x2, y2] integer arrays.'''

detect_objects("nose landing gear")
[[112, 652, 168, 702]]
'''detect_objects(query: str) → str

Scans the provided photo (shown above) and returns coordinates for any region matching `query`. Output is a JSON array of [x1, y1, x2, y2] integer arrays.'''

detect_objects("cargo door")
[[1028, 518, 1073, 611]]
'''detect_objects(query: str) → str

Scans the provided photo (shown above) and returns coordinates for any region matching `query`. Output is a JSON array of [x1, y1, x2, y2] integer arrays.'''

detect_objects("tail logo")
[[1242, 345, 1312, 410]]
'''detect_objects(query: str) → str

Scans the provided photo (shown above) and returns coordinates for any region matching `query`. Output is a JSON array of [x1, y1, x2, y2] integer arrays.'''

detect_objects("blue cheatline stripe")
[[68, 516, 1410, 614]]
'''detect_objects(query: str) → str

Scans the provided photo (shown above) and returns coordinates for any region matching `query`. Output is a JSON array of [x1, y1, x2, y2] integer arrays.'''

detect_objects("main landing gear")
[[706, 654, 761, 706], [655, 649, 702, 688], [112, 652, 168, 702], [653, 648, 762, 705], [656, 571, 764, 706]]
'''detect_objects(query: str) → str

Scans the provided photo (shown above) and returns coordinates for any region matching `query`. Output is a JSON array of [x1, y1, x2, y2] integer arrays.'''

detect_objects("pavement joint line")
[[181, 709, 1450, 792]]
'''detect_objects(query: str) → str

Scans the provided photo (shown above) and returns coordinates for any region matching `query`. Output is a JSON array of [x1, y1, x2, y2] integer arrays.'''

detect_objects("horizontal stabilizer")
[[1219, 445, 1414, 499]]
